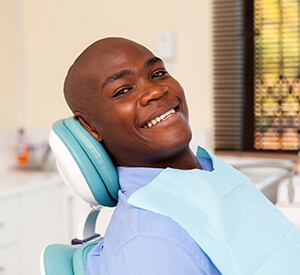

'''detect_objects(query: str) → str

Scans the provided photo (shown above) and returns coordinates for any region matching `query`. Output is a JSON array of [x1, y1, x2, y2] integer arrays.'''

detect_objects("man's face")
[[81, 40, 192, 167]]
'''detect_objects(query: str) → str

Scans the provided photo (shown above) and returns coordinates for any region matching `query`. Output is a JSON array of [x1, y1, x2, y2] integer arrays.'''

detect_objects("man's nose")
[[139, 83, 168, 106]]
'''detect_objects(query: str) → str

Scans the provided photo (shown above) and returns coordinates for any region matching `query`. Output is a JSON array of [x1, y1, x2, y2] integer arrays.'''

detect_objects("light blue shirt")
[[86, 157, 221, 275]]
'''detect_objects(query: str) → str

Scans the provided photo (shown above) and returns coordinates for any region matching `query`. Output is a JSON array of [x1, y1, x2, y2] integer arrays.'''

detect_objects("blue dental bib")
[[128, 147, 300, 275]]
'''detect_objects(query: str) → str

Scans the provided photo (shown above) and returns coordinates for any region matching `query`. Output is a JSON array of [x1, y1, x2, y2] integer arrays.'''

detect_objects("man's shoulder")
[[86, 193, 220, 275], [101, 193, 202, 260], [88, 233, 215, 275]]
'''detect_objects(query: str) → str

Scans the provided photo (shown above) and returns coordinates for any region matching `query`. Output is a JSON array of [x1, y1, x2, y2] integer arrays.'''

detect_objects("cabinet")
[[19, 181, 67, 275], [0, 177, 67, 275], [0, 174, 114, 275], [0, 245, 19, 275], [0, 196, 19, 275]]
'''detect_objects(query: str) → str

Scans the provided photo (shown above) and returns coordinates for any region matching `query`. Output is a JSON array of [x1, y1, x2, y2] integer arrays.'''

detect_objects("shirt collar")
[[116, 156, 213, 197], [117, 166, 164, 197]]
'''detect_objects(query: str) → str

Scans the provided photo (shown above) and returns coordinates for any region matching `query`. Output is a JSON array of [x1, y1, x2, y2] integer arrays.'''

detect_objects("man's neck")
[[121, 147, 202, 170], [153, 148, 202, 170]]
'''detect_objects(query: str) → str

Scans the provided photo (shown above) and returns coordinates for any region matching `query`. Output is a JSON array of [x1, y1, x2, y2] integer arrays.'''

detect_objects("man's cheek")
[[118, 102, 135, 115]]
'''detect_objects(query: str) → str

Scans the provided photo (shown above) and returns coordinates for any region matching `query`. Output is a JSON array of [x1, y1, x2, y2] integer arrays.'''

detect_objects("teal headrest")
[[50, 117, 119, 207]]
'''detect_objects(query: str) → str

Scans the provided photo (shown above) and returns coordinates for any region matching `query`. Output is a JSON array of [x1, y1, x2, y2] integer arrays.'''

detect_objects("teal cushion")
[[43, 240, 101, 275], [52, 117, 119, 206], [43, 244, 78, 275]]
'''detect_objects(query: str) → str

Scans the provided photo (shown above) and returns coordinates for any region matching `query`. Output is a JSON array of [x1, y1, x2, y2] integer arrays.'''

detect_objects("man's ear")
[[74, 113, 103, 143]]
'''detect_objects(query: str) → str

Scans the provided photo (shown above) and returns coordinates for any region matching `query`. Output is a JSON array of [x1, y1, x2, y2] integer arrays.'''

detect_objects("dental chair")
[[41, 117, 120, 275]]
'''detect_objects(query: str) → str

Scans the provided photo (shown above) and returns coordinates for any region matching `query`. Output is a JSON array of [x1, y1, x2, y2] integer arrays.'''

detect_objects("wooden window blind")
[[213, 0, 300, 152], [213, 0, 254, 151], [254, 0, 300, 151]]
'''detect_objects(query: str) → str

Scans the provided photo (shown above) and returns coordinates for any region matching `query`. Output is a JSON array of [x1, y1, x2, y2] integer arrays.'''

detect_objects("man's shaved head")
[[64, 37, 152, 117]]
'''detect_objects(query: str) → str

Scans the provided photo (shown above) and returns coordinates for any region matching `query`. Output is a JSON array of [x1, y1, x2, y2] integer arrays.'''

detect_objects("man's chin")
[[151, 130, 192, 155]]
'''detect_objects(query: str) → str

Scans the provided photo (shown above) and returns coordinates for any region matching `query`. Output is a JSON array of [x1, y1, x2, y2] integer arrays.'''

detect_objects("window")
[[213, 0, 300, 153]]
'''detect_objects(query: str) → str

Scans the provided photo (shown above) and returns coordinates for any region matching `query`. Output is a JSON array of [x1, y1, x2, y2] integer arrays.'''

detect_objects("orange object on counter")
[[17, 128, 30, 165]]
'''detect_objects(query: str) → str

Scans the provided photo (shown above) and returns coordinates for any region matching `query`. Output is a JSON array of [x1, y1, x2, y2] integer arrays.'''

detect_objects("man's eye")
[[113, 87, 131, 97], [152, 71, 168, 78]]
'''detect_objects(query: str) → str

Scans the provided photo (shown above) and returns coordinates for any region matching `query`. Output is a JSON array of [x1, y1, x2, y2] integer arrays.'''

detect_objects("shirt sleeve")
[[97, 236, 220, 275]]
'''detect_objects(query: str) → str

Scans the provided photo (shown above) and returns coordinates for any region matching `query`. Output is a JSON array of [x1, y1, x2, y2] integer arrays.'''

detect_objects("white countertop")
[[0, 150, 63, 198], [0, 128, 64, 198], [0, 168, 62, 199], [218, 155, 294, 182]]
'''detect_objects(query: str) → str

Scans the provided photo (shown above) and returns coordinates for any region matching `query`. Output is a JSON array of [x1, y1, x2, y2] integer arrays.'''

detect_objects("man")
[[64, 37, 220, 274]]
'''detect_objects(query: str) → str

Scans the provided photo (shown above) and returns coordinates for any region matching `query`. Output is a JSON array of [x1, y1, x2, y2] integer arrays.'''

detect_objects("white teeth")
[[143, 108, 176, 128]]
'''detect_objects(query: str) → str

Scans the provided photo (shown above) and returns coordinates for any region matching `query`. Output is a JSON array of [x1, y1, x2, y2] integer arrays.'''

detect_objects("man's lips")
[[142, 108, 177, 128]]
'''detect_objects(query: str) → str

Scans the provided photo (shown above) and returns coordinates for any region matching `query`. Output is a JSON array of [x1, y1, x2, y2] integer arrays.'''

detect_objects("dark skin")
[[64, 38, 202, 170]]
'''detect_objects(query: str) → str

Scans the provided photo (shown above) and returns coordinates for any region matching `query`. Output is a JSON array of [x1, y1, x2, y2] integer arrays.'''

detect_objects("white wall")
[[0, 0, 212, 135]]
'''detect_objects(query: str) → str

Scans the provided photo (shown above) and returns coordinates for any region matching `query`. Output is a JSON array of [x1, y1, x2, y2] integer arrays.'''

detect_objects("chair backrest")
[[41, 117, 119, 275], [49, 116, 119, 206]]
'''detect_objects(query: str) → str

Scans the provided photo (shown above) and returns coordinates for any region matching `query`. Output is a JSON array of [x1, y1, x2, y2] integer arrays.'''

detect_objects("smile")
[[142, 108, 176, 128]]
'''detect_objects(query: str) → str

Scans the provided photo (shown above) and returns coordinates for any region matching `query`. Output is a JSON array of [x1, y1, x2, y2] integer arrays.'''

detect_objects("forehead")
[[84, 41, 156, 84]]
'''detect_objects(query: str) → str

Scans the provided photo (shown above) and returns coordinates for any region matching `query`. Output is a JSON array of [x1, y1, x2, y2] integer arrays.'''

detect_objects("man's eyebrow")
[[145, 57, 163, 68], [102, 69, 134, 89], [101, 57, 163, 89]]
